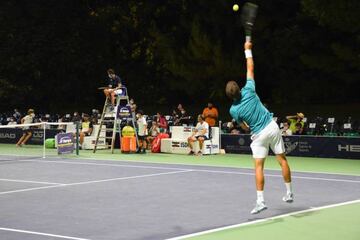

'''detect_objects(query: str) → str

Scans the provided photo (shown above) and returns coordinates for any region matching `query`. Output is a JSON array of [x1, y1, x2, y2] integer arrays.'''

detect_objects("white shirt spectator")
[[7, 119, 17, 125], [137, 116, 148, 136], [281, 128, 292, 136], [195, 121, 209, 138], [149, 125, 160, 137]]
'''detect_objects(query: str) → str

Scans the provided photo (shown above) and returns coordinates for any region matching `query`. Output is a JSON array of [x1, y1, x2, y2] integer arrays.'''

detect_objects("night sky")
[[0, 0, 359, 118]]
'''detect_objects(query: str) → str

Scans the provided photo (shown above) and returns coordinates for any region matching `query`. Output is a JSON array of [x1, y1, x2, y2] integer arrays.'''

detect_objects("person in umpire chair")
[[103, 68, 123, 109]]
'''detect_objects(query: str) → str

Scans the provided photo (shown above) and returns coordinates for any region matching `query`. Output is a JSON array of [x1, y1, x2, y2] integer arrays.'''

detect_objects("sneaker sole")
[[251, 206, 267, 214]]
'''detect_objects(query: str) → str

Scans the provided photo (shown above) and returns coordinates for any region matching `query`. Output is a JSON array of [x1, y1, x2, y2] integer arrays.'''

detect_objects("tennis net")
[[0, 122, 80, 160]]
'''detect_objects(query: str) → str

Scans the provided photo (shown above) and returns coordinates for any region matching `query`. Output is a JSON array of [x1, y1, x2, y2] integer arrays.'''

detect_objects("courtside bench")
[[161, 126, 220, 154]]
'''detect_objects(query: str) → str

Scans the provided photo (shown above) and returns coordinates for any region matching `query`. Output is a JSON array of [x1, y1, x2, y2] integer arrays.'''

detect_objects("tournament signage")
[[0, 128, 60, 144], [57, 133, 74, 155], [117, 106, 132, 118], [221, 134, 360, 159]]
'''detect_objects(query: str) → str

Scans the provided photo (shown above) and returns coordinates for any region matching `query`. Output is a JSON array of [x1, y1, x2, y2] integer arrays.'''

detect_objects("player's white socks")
[[257, 191, 264, 203], [285, 182, 292, 194]]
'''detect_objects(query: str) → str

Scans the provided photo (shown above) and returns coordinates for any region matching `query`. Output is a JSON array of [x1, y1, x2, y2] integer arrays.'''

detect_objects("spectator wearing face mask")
[[72, 111, 81, 123], [202, 102, 219, 127], [16, 109, 35, 147]]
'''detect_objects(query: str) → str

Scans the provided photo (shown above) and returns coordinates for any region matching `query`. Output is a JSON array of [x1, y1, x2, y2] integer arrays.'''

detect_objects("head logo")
[[284, 138, 298, 154], [338, 145, 360, 152], [0, 133, 16, 139]]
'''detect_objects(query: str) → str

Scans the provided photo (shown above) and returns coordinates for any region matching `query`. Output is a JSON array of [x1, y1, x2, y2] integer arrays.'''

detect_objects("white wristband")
[[245, 49, 252, 58]]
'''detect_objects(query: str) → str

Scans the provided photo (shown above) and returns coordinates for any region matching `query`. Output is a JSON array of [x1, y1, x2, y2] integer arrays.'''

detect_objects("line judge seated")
[[187, 114, 209, 156], [103, 68, 123, 109]]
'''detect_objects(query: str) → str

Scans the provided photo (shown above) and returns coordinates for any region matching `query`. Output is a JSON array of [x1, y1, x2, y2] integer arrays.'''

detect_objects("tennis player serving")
[[226, 41, 294, 214]]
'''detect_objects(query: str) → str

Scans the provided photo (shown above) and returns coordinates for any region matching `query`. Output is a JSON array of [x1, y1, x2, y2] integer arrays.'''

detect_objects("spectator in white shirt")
[[7, 117, 17, 125], [281, 121, 292, 136], [187, 114, 209, 156], [136, 110, 148, 154]]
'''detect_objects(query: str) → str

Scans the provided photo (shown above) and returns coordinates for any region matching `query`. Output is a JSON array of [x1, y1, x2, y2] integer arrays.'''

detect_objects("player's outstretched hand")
[[244, 41, 252, 50]]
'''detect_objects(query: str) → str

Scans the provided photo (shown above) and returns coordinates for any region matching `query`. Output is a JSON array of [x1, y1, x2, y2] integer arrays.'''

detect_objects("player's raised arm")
[[244, 41, 254, 80]]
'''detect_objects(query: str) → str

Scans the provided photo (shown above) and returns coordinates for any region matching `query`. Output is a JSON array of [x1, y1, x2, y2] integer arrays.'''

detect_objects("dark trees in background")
[[0, 0, 359, 116]]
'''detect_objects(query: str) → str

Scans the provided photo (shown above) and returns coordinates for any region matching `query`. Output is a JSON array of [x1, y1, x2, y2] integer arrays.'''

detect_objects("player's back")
[[229, 79, 273, 134]]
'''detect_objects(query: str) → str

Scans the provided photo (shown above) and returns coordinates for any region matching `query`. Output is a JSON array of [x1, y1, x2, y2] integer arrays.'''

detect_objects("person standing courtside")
[[202, 102, 218, 127], [225, 40, 293, 214], [103, 69, 123, 108]]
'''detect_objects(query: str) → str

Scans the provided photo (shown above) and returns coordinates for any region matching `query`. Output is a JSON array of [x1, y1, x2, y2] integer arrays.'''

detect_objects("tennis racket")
[[241, 2, 258, 42]]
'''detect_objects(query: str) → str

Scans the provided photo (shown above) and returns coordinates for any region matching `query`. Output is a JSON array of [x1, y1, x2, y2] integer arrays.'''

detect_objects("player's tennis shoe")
[[282, 192, 294, 203], [250, 201, 267, 214]]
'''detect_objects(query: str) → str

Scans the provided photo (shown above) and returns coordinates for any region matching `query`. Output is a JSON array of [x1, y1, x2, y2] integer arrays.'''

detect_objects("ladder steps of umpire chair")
[[93, 96, 116, 153], [93, 87, 139, 154]]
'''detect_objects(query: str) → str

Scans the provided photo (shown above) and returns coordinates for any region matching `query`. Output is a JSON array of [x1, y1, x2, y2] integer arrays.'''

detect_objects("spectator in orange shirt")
[[202, 102, 218, 127]]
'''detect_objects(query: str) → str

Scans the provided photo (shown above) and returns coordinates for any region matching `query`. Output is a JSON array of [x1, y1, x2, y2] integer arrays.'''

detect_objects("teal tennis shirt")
[[229, 78, 273, 134]]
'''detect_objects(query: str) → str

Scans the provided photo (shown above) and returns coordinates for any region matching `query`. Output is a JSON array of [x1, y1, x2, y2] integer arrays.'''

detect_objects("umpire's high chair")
[[93, 87, 138, 153]]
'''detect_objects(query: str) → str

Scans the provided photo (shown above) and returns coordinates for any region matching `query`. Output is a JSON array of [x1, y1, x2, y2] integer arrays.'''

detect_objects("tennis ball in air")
[[233, 4, 239, 11]]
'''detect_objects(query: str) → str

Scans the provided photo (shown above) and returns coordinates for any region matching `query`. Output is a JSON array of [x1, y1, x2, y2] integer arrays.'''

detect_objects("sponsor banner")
[[57, 133, 74, 155], [221, 134, 360, 159], [117, 105, 132, 118], [0, 127, 60, 144]]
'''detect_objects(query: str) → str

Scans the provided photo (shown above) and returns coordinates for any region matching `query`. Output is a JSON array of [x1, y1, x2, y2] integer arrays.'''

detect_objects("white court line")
[[20, 159, 360, 183], [166, 199, 360, 240], [20, 159, 190, 171], [0, 227, 90, 240], [0, 178, 64, 185], [0, 170, 192, 195], [2, 153, 360, 177], [71, 156, 360, 177]]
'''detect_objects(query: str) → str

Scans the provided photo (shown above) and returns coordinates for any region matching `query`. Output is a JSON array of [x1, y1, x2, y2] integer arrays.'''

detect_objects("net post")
[[42, 122, 46, 158], [76, 122, 79, 156]]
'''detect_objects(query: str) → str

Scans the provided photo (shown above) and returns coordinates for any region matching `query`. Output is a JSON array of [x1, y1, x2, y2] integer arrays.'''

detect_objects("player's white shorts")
[[250, 120, 285, 159]]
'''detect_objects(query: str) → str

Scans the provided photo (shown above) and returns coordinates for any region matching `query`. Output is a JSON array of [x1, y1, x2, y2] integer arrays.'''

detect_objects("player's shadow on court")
[[247, 207, 318, 223]]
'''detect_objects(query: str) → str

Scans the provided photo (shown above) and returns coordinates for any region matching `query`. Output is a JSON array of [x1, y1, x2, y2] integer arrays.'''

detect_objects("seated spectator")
[[294, 122, 304, 135], [156, 112, 168, 132], [202, 102, 219, 127], [7, 117, 17, 125], [281, 121, 292, 136], [174, 104, 189, 126], [146, 121, 160, 149], [171, 109, 179, 125], [57, 116, 67, 131], [13, 109, 21, 122], [286, 112, 305, 134], [72, 111, 81, 123], [187, 115, 209, 156], [79, 114, 93, 146]]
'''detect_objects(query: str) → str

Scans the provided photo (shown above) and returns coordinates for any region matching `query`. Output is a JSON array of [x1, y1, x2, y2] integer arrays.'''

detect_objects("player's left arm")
[[244, 41, 254, 80]]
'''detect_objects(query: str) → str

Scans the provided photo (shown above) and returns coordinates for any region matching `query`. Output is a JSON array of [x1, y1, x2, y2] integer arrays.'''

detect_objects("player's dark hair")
[[225, 81, 241, 100], [107, 68, 115, 75]]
